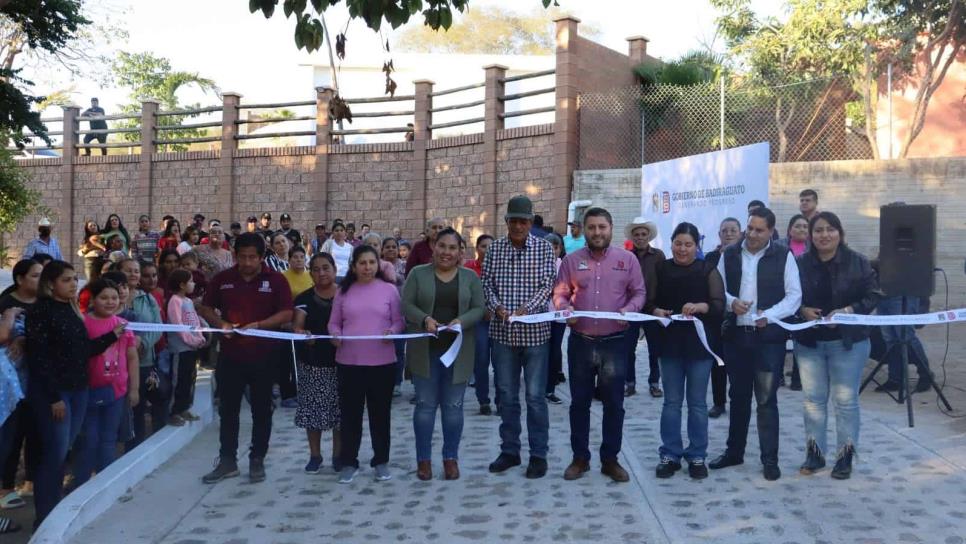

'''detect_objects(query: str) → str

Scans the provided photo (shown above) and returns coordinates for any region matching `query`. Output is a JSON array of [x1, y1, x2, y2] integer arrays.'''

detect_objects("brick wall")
[[496, 127, 555, 235], [5, 160, 64, 262], [573, 157, 966, 305]]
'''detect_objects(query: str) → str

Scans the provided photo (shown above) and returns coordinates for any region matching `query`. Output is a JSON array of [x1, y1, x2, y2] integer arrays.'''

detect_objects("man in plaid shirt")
[[482, 195, 557, 479]]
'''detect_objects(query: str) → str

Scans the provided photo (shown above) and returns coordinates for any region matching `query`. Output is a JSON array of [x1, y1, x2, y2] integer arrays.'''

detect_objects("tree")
[[0, 144, 41, 266], [111, 51, 218, 152], [246, 0, 556, 53], [395, 6, 592, 55], [0, 0, 89, 146]]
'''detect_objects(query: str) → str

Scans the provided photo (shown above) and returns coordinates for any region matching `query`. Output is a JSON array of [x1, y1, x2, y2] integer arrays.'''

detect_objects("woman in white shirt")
[[320, 222, 352, 283]]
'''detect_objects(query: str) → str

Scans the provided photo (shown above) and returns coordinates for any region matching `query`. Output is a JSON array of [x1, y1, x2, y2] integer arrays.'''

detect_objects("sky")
[[24, 0, 781, 116]]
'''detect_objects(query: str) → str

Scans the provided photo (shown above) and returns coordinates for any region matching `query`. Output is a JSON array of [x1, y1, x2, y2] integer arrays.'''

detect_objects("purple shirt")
[[328, 280, 404, 366], [553, 246, 646, 337]]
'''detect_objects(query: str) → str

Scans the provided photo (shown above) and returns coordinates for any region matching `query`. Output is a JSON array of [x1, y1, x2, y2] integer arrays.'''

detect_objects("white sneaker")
[[374, 463, 392, 481], [338, 466, 359, 484]]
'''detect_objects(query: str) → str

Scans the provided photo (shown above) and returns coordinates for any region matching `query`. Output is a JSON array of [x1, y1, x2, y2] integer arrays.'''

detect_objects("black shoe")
[[708, 452, 743, 470], [914, 377, 932, 393], [799, 441, 826, 475], [479, 403, 492, 415], [556, 372, 566, 385], [875, 380, 901, 392], [688, 459, 708, 480], [789, 381, 802, 391], [778, 376, 787, 388], [763, 463, 781, 481], [546, 393, 562, 404], [831, 445, 854, 480], [202, 459, 240, 484], [708, 405, 725, 419], [624, 383, 637, 397], [525, 457, 548, 479], [249, 458, 266, 483], [488, 453, 522, 473], [655, 457, 682, 478]]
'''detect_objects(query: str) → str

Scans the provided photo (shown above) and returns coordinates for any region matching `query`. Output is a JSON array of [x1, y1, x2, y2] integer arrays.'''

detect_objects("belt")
[[572, 331, 626, 342], [736, 326, 761, 333]]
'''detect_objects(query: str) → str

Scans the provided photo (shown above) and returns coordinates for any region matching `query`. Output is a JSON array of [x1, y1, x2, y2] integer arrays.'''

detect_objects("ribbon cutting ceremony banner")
[[641, 142, 770, 253]]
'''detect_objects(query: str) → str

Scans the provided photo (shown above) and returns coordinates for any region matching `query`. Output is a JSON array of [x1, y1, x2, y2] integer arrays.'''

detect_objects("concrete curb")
[[30, 374, 215, 544]]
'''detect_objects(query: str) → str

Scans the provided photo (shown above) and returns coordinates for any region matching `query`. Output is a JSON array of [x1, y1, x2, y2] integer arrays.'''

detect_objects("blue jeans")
[[73, 386, 125, 486], [412, 356, 467, 461], [394, 339, 406, 386], [568, 332, 627, 462], [724, 332, 785, 464], [796, 339, 869, 455], [29, 388, 88, 526], [659, 356, 713, 462], [473, 321, 495, 405], [877, 296, 929, 383], [492, 341, 550, 458]]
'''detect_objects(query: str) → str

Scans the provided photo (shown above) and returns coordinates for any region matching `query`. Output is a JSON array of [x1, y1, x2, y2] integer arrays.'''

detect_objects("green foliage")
[[248, 0, 557, 53], [635, 50, 724, 86], [110, 51, 219, 152], [1, 0, 88, 53], [0, 69, 47, 147], [0, 143, 41, 265]]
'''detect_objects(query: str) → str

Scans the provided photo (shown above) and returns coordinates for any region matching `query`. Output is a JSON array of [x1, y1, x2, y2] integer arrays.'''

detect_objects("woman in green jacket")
[[402, 228, 484, 481]]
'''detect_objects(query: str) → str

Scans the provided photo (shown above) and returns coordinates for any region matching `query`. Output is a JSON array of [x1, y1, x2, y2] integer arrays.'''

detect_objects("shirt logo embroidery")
[[577, 261, 589, 271], [258, 280, 272, 293], [220, 283, 234, 290]]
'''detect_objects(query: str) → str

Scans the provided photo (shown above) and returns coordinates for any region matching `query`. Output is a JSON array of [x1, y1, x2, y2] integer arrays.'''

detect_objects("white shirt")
[[321, 239, 353, 277], [717, 240, 802, 327]]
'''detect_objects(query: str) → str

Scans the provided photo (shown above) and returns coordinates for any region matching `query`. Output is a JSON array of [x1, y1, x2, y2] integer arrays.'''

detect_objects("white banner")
[[767, 308, 966, 331], [640, 142, 770, 252]]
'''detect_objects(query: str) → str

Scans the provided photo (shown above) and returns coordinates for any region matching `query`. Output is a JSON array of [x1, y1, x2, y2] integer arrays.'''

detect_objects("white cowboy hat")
[[37, 216, 52, 227], [625, 217, 658, 244]]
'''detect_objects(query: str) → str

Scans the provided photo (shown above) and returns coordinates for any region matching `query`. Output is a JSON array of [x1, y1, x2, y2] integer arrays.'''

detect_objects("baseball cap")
[[247, 216, 257, 223], [230, 221, 241, 229], [193, 213, 205, 221], [280, 213, 292, 221], [260, 212, 272, 220]]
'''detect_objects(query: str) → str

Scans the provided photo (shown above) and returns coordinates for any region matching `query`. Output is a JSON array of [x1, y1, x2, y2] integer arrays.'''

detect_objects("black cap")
[[280, 213, 292, 221], [194, 213, 205, 221], [260, 212, 272, 220], [230, 221, 241, 229], [247, 216, 257, 223], [315, 223, 325, 229]]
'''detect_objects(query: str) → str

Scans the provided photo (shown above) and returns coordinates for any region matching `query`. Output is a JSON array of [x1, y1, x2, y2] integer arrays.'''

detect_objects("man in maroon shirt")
[[197, 232, 293, 484], [553, 207, 646, 483], [405, 217, 446, 274]]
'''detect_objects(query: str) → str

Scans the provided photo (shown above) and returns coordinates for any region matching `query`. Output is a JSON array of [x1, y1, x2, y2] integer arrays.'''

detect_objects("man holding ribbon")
[[553, 207, 645, 482], [482, 195, 557, 479], [710, 207, 801, 481], [197, 233, 294, 485]]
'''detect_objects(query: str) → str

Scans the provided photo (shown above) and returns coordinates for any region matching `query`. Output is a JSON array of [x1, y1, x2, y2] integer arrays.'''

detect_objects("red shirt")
[[203, 265, 293, 363], [405, 239, 434, 275], [464, 258, 482, 277]]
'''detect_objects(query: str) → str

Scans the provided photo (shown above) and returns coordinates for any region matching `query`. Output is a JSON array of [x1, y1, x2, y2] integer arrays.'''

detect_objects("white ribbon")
[[122, 322, 465, 369], [767, 307, 966, 331], [509, 310, 724, 367]]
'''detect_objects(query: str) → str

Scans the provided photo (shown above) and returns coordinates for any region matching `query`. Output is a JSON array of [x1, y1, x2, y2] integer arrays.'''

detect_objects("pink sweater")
[[167, 294, 206, 352], [84, 314, 136, 400], [328, 280, 404, 366]]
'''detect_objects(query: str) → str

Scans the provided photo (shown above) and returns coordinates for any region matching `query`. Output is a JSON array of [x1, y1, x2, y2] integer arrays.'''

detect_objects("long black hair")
[[807, 211, 846, 249], [340, 245, 388, 293], [101, 213, 131, 246], [0, 259, 42, 298]]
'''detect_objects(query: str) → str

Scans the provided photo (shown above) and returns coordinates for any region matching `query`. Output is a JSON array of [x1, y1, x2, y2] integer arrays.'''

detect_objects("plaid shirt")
[[482, 233, 556, 346]]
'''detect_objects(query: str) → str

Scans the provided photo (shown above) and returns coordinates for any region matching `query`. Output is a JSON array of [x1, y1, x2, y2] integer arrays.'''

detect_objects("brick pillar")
[[314, 86, 334, 224], [627, 35, 649, 66], [137, 99, 159, 224], [552, 16, 580, 229], [61, 105, 80, 265], [412, 79, 433, 234], [483, 65, 507, 236], [217, 92, 241, 222]]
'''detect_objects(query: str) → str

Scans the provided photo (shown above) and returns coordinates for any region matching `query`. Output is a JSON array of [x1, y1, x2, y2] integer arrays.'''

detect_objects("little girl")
[[166, 269, 206, 426], [74, 278, 138, 487]]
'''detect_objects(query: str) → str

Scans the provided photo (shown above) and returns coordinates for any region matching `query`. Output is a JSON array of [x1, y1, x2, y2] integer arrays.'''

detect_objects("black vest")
[[722, 242, 790, 343]]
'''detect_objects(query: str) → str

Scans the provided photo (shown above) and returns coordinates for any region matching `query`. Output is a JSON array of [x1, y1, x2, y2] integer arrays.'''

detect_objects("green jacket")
[[131, 290, 162, 367], [402, 264, 484, 384]]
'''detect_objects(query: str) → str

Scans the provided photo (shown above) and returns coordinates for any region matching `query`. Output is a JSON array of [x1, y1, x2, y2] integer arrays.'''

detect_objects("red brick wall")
[[497, 128, 556, 233]]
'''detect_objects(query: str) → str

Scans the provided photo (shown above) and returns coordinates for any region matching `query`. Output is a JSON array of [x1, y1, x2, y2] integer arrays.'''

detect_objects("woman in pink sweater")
[[328, 245, 404, 484]]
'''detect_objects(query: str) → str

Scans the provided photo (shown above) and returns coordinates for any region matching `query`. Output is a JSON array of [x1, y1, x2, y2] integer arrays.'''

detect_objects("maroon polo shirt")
[[204, 264, 293, 363], [405, 239, 434, 275]]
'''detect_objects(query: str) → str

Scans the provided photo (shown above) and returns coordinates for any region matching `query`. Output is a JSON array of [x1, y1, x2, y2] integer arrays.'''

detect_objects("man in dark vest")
[[709, 206, 801, 481]]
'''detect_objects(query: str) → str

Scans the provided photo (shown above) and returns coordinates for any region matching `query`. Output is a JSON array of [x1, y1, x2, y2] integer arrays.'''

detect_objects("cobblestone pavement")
[[59, 328, 966, 543]]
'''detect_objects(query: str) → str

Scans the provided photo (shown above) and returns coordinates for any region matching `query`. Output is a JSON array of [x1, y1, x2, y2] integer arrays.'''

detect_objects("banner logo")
[[662, 191, 670, 214]]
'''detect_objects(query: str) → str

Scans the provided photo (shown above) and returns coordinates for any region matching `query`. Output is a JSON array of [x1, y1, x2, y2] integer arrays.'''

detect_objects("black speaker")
[[879, 203, 936, 298]]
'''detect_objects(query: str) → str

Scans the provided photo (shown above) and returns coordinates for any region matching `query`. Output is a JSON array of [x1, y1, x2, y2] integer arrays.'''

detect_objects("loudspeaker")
[[879, 203, 936, 298]]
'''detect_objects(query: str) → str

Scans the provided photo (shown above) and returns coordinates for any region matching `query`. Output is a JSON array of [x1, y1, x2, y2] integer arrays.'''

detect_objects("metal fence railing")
[[577, 76, 874, 170]]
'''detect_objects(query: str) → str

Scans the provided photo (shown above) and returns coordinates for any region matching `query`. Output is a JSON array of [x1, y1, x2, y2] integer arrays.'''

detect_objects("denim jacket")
[[130, 290, 162, 367]]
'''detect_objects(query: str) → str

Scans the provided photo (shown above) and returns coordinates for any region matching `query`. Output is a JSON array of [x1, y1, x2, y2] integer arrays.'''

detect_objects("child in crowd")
[[74, 279, 138, 487], [166, 269, 206, 426], [292, 253, 342, 474], [178, 251, 207, 303]]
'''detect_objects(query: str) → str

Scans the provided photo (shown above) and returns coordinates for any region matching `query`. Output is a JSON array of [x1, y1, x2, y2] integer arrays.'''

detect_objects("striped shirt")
[[481, 234, 556, 347]]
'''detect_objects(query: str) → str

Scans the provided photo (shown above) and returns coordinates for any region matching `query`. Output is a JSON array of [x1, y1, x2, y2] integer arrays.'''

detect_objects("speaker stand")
[[859, 297, 953, 427]]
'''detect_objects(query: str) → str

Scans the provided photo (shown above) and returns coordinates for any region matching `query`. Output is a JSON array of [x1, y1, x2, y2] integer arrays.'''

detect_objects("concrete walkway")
[[68, 327, 966, 544]]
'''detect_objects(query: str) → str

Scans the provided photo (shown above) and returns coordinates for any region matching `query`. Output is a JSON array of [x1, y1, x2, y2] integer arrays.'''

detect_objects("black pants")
[[546, 321, 566, 394], [2, 400, 41, 488], [217, 358, 274, 461], [83, 132, 107, 155], [277, 345, 297, 400], [171, 350, 199, 415], [723, 331, 785, 464], [627, 322, 662, 385], [128, 368, 168, 449], [337, 363, 395, 469], [711, 362, 728, 408]]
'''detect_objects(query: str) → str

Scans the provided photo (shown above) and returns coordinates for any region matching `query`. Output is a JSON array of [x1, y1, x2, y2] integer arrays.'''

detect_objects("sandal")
[[181, 411, 200, 422], [0, 516, 21, 534], [0, 492, 24, 510], [649, 384, 664, 398]]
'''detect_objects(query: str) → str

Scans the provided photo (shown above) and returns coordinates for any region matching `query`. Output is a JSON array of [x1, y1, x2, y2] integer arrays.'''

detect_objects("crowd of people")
[[0, 188, 935, 535]]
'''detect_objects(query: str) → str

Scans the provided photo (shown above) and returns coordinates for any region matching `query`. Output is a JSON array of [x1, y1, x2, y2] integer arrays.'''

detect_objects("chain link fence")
[[578, 76, 874, 170]]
